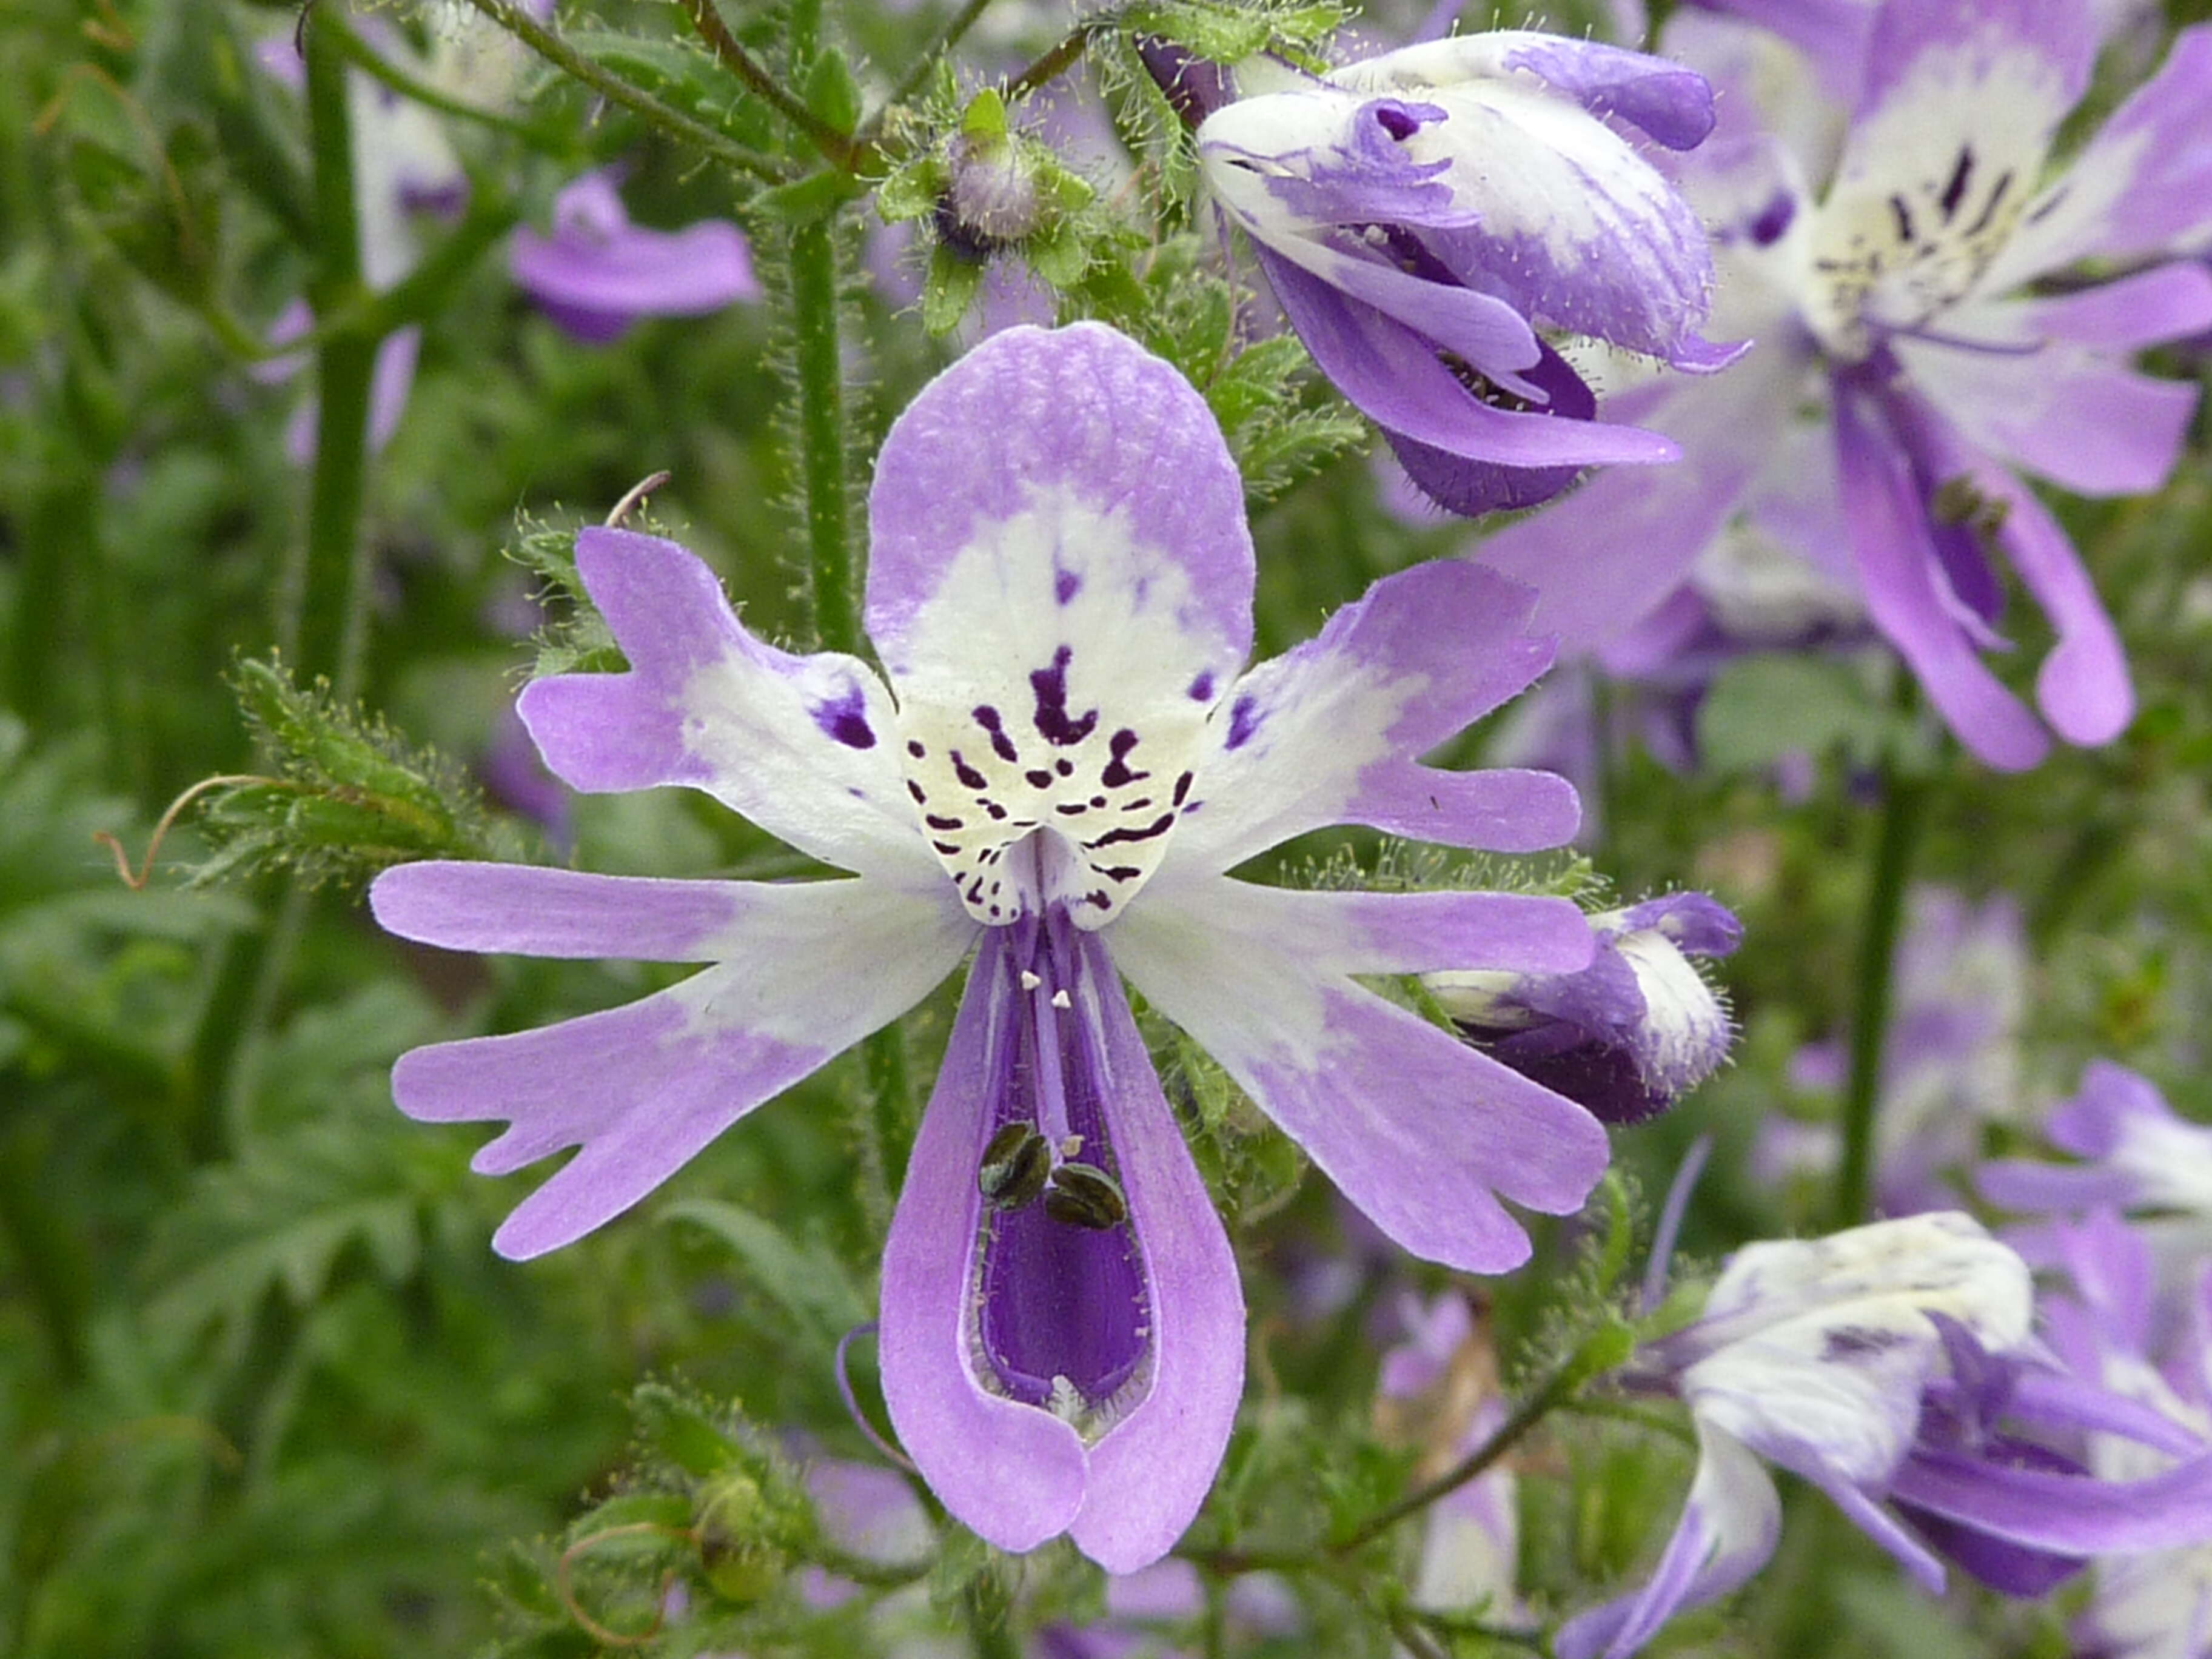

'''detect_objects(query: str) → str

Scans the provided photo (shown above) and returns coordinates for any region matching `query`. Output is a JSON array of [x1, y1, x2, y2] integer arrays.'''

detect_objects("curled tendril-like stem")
[[834, 1322, 919, 1473], [93, 775, 283, 890], [606, 471, 674, 529], [554, 1521, 699, 1648]]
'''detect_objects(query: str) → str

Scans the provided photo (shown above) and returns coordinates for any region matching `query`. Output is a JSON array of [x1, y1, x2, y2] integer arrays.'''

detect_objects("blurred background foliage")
[[0, 0, 2208, 1652]]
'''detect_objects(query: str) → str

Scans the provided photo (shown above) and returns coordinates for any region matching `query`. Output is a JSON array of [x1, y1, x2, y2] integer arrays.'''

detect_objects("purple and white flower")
[[1981, 1062, 2212, 1275], [508, 169, 759, 344], [1474, 0, 2212, 769], [2040, 1212, 2212, 1659], [1427, 891, 1741, 1125], [1191, 33, 1741, 515], [1559, 1212, 2212, 1658], [370, 323, 1612, 1569]]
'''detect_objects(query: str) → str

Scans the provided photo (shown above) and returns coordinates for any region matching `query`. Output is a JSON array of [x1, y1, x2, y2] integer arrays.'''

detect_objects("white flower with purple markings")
[[1478, 0, 2212, 770], [370, 323, 1616, 1570], [1189, 33, 1740, 516], [1561, 1212, 2212, 1658]]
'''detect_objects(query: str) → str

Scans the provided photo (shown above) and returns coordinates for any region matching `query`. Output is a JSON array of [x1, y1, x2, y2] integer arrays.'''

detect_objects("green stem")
[[679, 0, 868, 171], [1332, 1342, 1597, 1554], [324, 12, 563, 146], [789, 222, 858, 654], [863, 1024, 916, 1195], [879, 0, 997, 114], [1005, 20, 1109, 101], [458, 0, 786, 180], [1832, 748, 1932, 1227]]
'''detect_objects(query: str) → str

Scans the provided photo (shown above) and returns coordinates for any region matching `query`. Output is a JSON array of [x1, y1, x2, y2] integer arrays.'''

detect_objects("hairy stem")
[[1005, 20, 1110, 101], [458, 0, 785, 180], [679, 0, 870, 171], [879, 0, 997, 114], [1832, 746, 1932, 1227], [789, 223, 857, 654]]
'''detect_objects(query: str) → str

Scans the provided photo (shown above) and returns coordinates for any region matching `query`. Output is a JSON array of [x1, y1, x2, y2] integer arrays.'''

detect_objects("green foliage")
[[184, 657, 523, 891]]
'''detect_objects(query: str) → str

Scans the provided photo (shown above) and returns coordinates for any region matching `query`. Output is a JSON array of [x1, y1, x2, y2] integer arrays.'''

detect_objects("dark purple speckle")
[[814, 687, 876, 749], [1101, 728, 1148, 788], [1373, 102, 1419, 141], [1749, 190, 1796, 248], [1054, 568, 1081, 604], [1225, 694, 1261, 751], [1031, 646, 1099, 746], [973, 705, 1020, 764], [1187, 671, 1215, 702]]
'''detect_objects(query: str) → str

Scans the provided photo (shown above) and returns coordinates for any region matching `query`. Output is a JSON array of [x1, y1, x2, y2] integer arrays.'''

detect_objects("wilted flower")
[[1560, 1212, 2212, 1658], [371, 323, 1612, 1569], [1191, 33, 1740, 515], [1428, 892, 1740, 1124], [508, 170, 759, 344], [1476, 0, 2212, 769]]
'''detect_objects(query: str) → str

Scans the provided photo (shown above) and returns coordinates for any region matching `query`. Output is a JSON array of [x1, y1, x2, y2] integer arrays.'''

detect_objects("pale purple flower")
[[1191, 34, 1741, 515], [1981, 1062, 2212, 1278], [1476, 0, 2212, 770], [1427, 892, 1741, 1125], [1760, 885, 2027, 1212], [2039, 1213, 2212, 1659], [509, 170, 759, 344], [1559, 1212, 2212, 1659], [370, 323, 1611, 1569]]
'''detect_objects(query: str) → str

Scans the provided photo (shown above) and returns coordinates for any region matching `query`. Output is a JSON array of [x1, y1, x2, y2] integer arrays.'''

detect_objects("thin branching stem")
[[457, 0, 786, 180], [878, 0, 997, 114], [677, 0, 874, 172], [1005, 19, 1111, 101]]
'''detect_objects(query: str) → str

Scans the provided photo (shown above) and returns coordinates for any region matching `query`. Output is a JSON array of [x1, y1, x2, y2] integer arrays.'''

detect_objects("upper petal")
[[519, 528, 936, 885], [863, 324, 1256, 927], [1332, 33, 1717, 151], [1159, 557, 1580, 879]]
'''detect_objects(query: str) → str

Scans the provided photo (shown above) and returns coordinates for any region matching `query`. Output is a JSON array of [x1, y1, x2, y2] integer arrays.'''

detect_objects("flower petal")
[[1980, 25, 2212, 290], [1555, 1425, 1780, 1659], [862, 323, 1256, 927], [387, 877, 976, 1258], [511, 172, 757, 341], [1889, 1447, 2212, 1557], [1342, 33, 1716, 151], [1066, 933, 1244, 1572], [518, 528, 934, 886], [1159, 557, 1578, 879], [1897, 332, 2199, 499], [1113, 882, 1609, 1274], [1470, 339, 1806, 653], [1831, 386, 2049, 770], [1255, 247, 1680, 471], [878, 933, 1090, 1553], [372, 861, 760, 960]]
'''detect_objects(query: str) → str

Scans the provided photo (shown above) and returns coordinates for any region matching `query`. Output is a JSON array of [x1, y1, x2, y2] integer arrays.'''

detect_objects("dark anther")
[[979, 1123, 1051, 1210], [1042, 1161, 1128, 1230]]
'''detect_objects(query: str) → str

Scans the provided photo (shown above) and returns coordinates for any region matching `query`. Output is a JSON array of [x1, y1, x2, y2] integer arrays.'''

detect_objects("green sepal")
[[803, 47, 863, 135], [875, 155, 948, 223], [922, 243, 984, 335], [959, 85, 1008, 141], [1027, 223, 1090, 286]]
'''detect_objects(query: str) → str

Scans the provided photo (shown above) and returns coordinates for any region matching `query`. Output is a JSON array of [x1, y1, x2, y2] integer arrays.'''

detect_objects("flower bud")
[[936, 131, 1046, 261], [1429, 892, 1739, 1125]]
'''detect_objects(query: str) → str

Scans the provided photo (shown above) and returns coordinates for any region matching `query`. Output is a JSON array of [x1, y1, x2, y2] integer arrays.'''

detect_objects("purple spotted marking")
[[1030, 646, 1099, 746], [1187, 671, 1215, 702], [1749, 191, 1796, 248], [1054, 567, 1081, 603], [1373, 102, 1422, 141], [1101, 728, 1148, 788], [1224, 694, 1261, 751], [813, 686, 876, 749], [973, 705, 1021, 763], [950, 751, 988, 791]]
